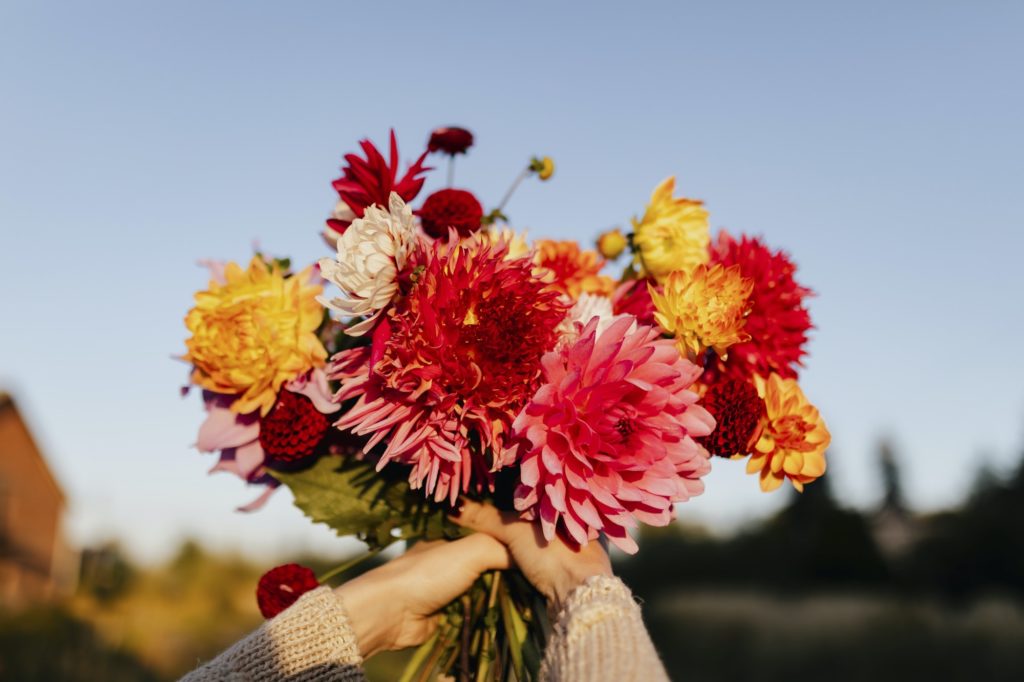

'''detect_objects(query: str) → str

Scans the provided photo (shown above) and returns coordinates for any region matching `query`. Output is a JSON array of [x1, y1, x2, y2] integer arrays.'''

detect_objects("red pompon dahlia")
[[511, 316, 714, 554], [256, 563, 319, 618], [328, 130, 431, 233], [696, 377, 765, 458], [417, 188, 484, 238], [427, 126, 474, 155], [329, 237, 568, 504], [708, 231, 813, 380], [258, 391, 330, 465], [611, 278, 658, 327]]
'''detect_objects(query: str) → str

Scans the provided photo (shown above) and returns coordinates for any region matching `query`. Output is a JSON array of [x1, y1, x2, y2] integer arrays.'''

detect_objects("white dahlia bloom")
[[318, 192, 416, 336], [556, 292, 618, 347]]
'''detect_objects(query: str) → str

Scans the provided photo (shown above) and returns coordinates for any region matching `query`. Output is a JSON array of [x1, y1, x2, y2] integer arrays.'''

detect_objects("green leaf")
[[269, 455, 451, 549]]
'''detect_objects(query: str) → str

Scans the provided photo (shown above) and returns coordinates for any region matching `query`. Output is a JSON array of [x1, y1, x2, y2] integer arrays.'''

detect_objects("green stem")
[[496, 167, 530, 213], [316, 546, 384, 584], [398, 627, 440, 682]]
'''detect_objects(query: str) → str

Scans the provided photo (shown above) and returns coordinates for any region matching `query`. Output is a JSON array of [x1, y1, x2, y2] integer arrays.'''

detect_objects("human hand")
[[333, 534, 510, 658], [452, 500, 613, 607]]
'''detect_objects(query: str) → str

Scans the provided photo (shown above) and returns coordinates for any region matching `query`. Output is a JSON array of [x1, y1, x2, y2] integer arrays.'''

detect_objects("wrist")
[[333, 580, 392, 659], [550, 563, 613, 607]]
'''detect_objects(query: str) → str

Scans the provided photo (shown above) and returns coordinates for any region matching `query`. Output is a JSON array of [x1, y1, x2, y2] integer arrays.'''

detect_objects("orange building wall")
[[0, 394, 73, 606]]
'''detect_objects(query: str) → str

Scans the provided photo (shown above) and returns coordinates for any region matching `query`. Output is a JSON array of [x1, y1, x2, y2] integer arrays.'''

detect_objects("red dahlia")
[[329, 238, 568, 503], [428, 126, 474, 155], [258, 391, 329, 464], [696, 377, 765, 458], [417, 188, 484, 238], [612, 278, 658, 327], [708, 231, 813, 381], [256, 563, 319, 618], [328, 130, 431, 233]]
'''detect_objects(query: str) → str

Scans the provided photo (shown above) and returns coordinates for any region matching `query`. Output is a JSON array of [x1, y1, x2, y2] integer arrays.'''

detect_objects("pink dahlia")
[[510, 316, 714, 553], [329, 237, 568, 504], [708, 231, 813, 380]]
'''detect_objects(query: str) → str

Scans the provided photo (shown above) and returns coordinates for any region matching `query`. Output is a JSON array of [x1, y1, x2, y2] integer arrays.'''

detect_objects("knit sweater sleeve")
[[540, 575, 670, 682], [179, 586, 366, 682]]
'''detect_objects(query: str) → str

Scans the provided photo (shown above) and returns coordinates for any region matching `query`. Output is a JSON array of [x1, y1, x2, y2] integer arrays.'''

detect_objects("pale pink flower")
[[195, 368, 339, 511], [510, 316, 714, 553]]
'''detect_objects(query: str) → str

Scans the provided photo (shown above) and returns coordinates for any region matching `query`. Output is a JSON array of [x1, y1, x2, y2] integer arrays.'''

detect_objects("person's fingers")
[[451, 499, 524, 544]]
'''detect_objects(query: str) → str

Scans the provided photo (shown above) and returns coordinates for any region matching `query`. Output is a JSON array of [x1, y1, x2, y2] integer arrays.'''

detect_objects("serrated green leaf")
[[269, 455, 451, 549]]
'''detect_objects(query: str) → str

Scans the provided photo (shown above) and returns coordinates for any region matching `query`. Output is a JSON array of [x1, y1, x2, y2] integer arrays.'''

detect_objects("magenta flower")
[[509, 316, 714, 553]]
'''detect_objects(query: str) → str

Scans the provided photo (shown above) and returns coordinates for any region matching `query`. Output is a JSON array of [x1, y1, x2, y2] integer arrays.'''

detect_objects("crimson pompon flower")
[[258, 391, 330, 465], [326, 130, 431, 235], [256, 563, 320, 618], [427, 126, 474, 155], [417, 188, 484, 238], [329, 236, 568, 504], [696, 377, 765, 458], [510, 316, 714, 554], [708, 231, 813, 381]]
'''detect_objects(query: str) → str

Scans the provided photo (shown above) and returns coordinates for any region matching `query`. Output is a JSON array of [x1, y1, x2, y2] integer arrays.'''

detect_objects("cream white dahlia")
[[318, 192, 416, 336]]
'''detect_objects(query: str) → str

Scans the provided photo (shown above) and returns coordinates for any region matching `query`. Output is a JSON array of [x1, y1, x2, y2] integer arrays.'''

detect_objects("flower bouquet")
[[181, 126, 830, 680]]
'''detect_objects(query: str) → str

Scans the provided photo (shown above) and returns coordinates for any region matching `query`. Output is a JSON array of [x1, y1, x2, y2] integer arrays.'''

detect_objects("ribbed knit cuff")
[[541, 576, 670, 682], [180, 586, 366, 682]]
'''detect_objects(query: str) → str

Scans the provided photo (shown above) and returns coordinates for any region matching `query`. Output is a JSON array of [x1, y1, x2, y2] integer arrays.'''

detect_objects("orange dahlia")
[[709, 231, 813, 381], [746, 373, 830, 492], [649, 263, 754, 361], [184, 259, 327, 415], [329, 237, 568, 503], [533, 239, 615, 299]]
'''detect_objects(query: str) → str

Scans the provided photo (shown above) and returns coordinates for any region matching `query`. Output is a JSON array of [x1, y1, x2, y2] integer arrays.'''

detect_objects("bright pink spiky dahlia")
[[708, 231, 813, 381], [510, 316, 714, 553], [329, 237, 568, 504]]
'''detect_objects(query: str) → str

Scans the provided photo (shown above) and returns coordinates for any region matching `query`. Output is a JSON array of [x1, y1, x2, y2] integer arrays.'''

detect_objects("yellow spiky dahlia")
[[184, 258, 327, 415], [632, 177, 710, 282], [650, 263, 753, 361], [747, 373, 830, 492]]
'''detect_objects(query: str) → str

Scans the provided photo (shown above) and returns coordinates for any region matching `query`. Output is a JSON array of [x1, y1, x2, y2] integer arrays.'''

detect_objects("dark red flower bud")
[[256, 563, 320, 618], [427, 127, 474, 156], [417, 188, 484, 238]]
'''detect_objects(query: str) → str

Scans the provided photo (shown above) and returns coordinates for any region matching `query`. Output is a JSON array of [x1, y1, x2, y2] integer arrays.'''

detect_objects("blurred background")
[[1, 1, 1022, 680]]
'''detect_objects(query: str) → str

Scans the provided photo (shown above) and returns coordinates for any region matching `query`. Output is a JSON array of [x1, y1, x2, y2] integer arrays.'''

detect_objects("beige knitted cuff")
[[180, 586, 365, 682]]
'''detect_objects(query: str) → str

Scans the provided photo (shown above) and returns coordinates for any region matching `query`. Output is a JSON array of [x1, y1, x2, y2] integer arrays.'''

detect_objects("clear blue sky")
[[1, 1, 1022, 562]]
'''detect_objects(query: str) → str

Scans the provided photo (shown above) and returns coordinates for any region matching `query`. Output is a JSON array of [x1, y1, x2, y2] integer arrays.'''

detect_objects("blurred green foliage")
[[4, 444, 1024, 681]]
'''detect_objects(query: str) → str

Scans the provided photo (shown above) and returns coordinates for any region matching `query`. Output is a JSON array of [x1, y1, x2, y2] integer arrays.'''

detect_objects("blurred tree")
[[877, 438, 906, 512], [77, 542, 136, 604]]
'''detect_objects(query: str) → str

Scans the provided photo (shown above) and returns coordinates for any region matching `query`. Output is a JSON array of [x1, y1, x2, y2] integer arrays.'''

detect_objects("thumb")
[[451, 499, 523, 545]]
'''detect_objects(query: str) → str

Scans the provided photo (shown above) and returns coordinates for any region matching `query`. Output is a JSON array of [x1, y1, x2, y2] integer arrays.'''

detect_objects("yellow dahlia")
[[632, 177, 710, 282], [184, 258, 327, 416], [747, 373, 830, 492], [534, 239, 616, 299], [650, 263, 753, 361]]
